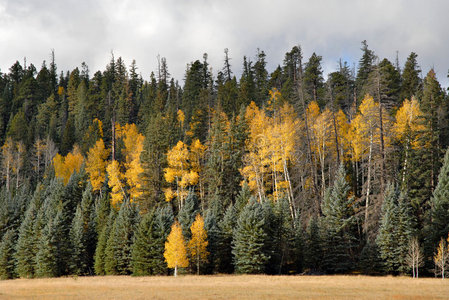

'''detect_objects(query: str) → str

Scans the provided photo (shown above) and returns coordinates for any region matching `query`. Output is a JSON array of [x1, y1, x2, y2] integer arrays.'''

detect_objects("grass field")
[[0, 275, 448, 299]]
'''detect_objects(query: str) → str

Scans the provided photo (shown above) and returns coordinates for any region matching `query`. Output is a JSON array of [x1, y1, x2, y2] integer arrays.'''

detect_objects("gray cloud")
[[0, 0, 448, 87]]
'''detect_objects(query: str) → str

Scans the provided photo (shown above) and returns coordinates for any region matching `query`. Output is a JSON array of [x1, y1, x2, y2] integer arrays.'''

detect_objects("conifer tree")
[[178, 191, 199, 239], [232, 199, 269, 274], [321, 164, 358, 273], [303, 216, 322, 272], [131, 206, 174, 276], [427, 147, 449, 253], [203, 208, 220, 274], [104, 200, 139, 275], [94, 210, 115, 275], [164, 220, 189, 277], [0, 229, 17, 279], [218, 204, 236, 273]]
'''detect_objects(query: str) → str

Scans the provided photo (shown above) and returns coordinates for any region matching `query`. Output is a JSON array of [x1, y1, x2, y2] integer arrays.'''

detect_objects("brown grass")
[[0, 275, 448, 299]]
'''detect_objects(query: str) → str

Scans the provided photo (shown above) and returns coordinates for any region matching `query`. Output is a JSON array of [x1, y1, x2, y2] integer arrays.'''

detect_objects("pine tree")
[[218, 204, 236, 273], [104, 200, 139, 275], [132, 207, 174, 276], [131, 210, 157, 276], [303, 216, 323, 273], [400, 52, 421, 101], [203, 208, 220, 274], [94, 210, 115, 275], [232, 199, 269, 274], [0, 229, 17, 279], [178, 191, 199, 239], [427, 147, 449, 253], [164, 220, 189, 277], [321, 164, 358, 273]]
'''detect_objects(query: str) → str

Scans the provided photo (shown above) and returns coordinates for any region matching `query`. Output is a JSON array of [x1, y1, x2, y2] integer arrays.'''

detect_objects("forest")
[[0, 40, 449, 279]]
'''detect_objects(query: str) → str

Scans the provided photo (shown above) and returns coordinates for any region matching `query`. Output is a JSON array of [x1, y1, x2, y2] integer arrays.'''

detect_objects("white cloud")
[[0, 0, 447, 87]]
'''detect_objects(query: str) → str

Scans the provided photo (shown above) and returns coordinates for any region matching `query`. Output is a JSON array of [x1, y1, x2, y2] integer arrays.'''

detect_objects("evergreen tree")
[[203, 208, 220, 274], [94, 210, 115, 275], [0, 229, 17, 279], [218, 204, 236, 273], [303, 53, 325, 106], [321, 164, 358, 273], [232, 199, 269, 274], [178, 191, 199, 239], [356, 40, 376, 100], [427, 147, 449, 254], [104, 200, 139, 275], [131, 206, 174, 276], [400, 52, 421, 101], [303, 216, 322, 272]]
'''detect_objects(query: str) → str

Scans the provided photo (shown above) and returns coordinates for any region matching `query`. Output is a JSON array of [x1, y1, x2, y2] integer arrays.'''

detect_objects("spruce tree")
[[376, 184, 401, 273], [94, 210, 115, 275], [0, 229, 17, 279], [232, 199, 269, 274], [104, 201, 139, 275], [15, 185, 45, 278], [203, 208, 220, 274], [218, 204, 236, 273], [427, 147, 449, 254], [179, 191, 199, 239], [303, 216, 322, 272], [321, 164, 358, 273]]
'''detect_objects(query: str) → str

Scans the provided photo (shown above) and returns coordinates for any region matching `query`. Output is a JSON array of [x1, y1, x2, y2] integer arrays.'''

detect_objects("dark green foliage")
[[400, 52, 421, 101], [426, 147, 449, 255], [94, 210, 115, 275], [131, 205, 174, 276], [376, 184, 414, 274], [232, 199, 269, 274], [356, 40, 376, 99], [0, 229, 17, 279], [321, 164, 358, 273], [303, 216, 322, 272], [179, 191, 199, 239], [218, 204, 236, 273], [104, 201, 139, 275], [203, 208, 220, 274], [303, 53, 325, 106], [69, 184, 96, 275]]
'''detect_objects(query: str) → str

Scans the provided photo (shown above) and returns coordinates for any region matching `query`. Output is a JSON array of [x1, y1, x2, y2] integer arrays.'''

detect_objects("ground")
[[0, 275, 448, 299]]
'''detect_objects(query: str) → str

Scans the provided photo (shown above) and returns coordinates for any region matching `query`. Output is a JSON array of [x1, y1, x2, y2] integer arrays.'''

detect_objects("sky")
[[0, 0, 448, 88]]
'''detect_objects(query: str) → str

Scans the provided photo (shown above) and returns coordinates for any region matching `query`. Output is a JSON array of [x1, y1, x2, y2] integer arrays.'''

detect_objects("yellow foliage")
[[53, 145, 84, 185], [164, 188, 176, 202], [86, 139, 110, 192], [188, 214, 209, 273], [164, 221, 189, 275], [106, 160, 124, 208], [393, 97, 426, 149], [177, 109, 185, 126], [241, 100, 298, 202]]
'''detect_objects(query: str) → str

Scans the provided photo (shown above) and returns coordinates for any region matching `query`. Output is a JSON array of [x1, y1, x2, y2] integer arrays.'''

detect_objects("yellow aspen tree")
[[164, 221, 189, 277], [434, 236, 449, 279], [241, 101, 270, 202], [189, 139, 206, 205], [1, 137, 14, 193], [106, 160, 126, 208], [164, 141, 190, 208], [187, 214, 209, 275], [121, 123, 145, 201], [393, 97, 426, 184], [311, 107, 333, 197], [85, 139, 110, 193], [53, 145, 84, 185]]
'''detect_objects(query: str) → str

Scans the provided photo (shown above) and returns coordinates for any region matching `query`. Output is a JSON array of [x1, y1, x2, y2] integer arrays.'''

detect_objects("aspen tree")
[[164, 221, 189, 277]]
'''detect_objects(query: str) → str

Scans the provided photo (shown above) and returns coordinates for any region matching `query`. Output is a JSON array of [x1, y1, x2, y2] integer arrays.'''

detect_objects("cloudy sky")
[[0, 0, 448, 87]]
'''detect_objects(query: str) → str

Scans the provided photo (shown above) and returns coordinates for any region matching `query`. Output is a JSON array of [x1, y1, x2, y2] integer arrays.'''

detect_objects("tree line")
[[1, 41, 449, 278]]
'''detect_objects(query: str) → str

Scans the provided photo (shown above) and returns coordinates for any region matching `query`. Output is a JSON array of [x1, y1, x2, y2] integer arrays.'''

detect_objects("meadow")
[[1, 275, 448, 299]]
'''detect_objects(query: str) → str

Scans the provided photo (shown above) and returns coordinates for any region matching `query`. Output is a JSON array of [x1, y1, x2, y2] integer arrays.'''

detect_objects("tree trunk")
[[174, 265, 178, 277], [364, 133, 373, 235]]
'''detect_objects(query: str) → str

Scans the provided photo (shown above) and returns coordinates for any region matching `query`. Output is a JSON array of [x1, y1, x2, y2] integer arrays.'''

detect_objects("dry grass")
[[0, 275, 448, 299]]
